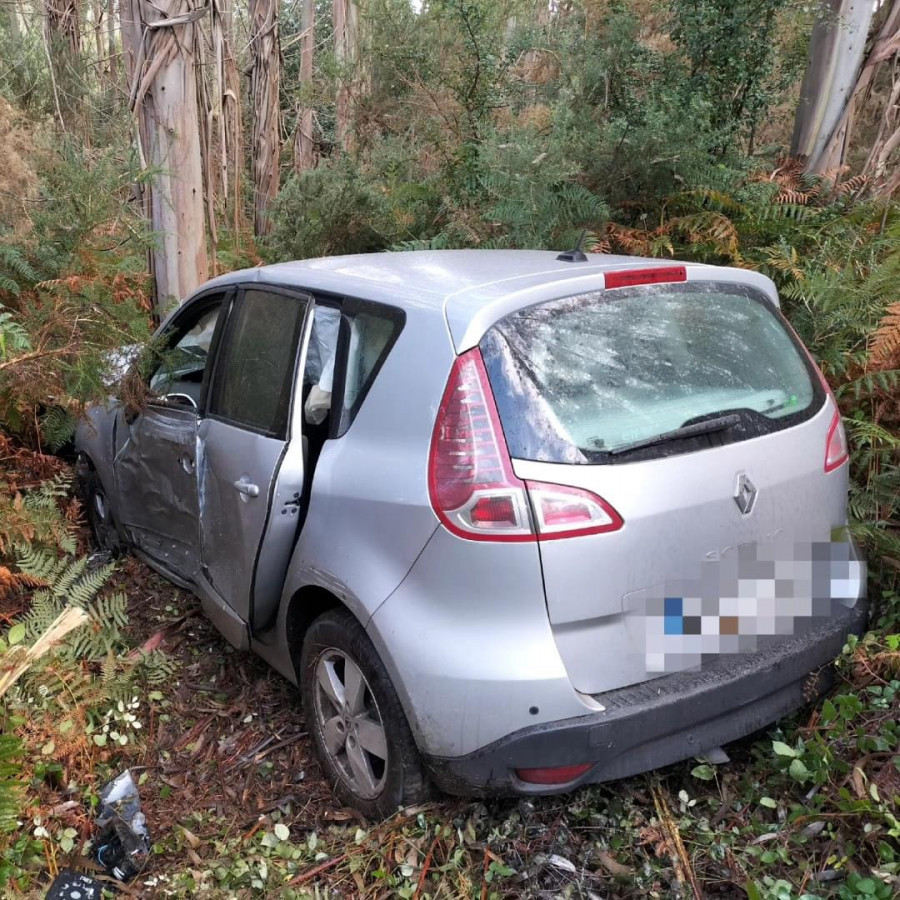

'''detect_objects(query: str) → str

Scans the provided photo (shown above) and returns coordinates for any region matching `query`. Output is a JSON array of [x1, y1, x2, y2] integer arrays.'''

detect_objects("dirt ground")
[[115, 555, 347, 842]]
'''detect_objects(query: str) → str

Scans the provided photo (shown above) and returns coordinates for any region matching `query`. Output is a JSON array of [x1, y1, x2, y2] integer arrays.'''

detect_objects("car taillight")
[[824, 407, 849, 472], [527, 481, 623, 539], [428, 350, 624, 541], [785, 327, 849, 474], [805, 357, 848, 473]]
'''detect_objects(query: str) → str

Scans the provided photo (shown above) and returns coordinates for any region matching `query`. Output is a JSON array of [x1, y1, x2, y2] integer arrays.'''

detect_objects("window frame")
[[206, 284, 313, 440], [143, 288, 234, 414], [200, 281, 406, 440], [331, 297, 406, 438]]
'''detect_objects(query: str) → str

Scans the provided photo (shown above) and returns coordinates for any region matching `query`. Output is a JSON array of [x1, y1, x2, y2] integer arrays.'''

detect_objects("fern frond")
[[0, 734, 24, 834], [870, 301, 900, 364]]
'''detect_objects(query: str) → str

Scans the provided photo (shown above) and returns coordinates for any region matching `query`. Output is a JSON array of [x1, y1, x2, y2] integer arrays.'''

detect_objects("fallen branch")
[[0, 605, 89, 699], [652, 784, 704, 900]]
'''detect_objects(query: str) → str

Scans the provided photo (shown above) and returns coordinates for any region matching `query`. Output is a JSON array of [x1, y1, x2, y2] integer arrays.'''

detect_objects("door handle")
[[233, 478, 260, 498], [180, 456, 195, 474]]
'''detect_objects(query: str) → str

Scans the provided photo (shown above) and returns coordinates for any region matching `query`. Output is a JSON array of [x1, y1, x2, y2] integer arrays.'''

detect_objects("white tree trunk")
[[791, 0, 875, 172], [249, 0, 280, 237], [122, 0, 209, 312]]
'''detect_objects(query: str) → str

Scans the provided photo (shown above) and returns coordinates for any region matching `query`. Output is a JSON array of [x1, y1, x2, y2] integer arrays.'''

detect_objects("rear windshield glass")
[[480, 282, 822, 464]]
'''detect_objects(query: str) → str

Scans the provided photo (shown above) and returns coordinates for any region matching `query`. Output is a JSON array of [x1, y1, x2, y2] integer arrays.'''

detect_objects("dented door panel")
[[113, 405, 201, 579]]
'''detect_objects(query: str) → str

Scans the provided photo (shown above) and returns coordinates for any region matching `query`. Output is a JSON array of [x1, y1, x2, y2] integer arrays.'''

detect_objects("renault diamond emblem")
[[734, 473, 757, 515]]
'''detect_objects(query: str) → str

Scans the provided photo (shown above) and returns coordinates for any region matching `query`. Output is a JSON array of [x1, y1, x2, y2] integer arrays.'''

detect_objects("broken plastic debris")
[[45, 868, 103, 900], [94, 770, 150, 881], [547, 853, 577, 874]]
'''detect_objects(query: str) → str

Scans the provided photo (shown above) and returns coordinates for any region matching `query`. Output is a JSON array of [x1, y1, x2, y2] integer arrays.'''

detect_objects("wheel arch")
[[284, 583, 346, 679]]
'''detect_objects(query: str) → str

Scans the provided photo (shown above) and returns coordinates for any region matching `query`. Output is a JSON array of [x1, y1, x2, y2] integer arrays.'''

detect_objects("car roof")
[[202, 249, 777, 351]]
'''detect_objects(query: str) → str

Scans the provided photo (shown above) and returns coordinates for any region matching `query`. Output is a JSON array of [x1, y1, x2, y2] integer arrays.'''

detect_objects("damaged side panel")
[[113, 405, 201, 581]]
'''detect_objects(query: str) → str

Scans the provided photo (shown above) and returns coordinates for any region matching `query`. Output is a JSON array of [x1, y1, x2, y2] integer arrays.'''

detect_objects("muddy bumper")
[[425, 601, 867, 796]]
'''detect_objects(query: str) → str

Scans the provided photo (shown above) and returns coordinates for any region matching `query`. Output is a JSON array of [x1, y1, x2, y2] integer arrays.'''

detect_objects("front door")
[[198, 286, 313, 627], [114, 293, 228, 580]]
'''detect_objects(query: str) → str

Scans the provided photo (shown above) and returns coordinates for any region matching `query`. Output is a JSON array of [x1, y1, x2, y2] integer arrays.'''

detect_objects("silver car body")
[[76, 250, 865, 794]]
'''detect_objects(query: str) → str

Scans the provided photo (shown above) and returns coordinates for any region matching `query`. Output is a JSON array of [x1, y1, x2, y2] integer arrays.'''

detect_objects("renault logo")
[[734, 473, 757, 515]]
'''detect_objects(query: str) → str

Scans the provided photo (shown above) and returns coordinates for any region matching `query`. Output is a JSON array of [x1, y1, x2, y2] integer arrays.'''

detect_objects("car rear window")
[[480, 282, 823, 464]]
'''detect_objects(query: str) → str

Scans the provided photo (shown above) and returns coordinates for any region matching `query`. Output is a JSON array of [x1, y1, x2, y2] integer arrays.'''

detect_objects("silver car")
[[76, 250, 866, 816]]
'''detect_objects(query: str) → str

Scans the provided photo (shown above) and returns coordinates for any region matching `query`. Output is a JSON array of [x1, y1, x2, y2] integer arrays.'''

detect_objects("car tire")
[[299, 608, 429, 818], [81, 468, 122, 556]]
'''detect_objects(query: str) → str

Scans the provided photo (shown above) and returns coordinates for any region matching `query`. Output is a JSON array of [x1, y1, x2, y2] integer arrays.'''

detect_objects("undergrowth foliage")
[[0, 439, 174, 891], [0, 141, 154, 450]]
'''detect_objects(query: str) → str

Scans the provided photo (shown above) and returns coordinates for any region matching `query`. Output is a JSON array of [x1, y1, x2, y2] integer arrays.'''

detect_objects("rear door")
[[480, 277, 858, 696], [198, 285, 312, 628]]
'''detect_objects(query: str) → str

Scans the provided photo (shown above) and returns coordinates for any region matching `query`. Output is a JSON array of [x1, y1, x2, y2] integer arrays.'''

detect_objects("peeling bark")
[[222, 0, 244, 234], [121, 0, 210, 312], [293, 0, 316, 173], [45, 0, 83, 130], [333, 0, 359, 153], [791, 0, 875, 173], [249, 0, 280, 237]]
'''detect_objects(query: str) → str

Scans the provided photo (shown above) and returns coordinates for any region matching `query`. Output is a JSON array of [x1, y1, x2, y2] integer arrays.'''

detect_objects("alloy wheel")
[[313, 649, 388, 800]]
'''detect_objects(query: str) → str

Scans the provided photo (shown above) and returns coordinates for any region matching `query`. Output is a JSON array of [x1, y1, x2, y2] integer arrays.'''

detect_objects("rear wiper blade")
[[607, 413, 742, 456]]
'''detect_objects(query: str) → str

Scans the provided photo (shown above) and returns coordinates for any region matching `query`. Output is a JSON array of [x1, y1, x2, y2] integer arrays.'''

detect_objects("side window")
[[209, 288, 309, 438], [303, 306, 341, 426], [337, 303, 404, 436], [148, 296, 225, 408]]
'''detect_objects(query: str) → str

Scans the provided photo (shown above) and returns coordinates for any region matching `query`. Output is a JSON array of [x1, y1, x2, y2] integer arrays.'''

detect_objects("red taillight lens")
[[527, 481, 623, 539], [428, 350, 533, 541], [428, 350, 624, 541], [778, 323, 848, 474], [515, 763, 593, 785], [824, 407, 849, 472]]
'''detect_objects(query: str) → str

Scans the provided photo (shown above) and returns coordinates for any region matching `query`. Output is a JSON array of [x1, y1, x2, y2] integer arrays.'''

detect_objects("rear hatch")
[[479, 274, 859, 696]]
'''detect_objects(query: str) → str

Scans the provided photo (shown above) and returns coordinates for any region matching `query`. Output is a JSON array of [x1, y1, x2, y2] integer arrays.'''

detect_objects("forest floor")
[[10, 516, 900, 898]]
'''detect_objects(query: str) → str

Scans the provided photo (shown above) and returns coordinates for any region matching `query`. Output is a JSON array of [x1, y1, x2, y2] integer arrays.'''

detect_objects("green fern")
[[0, 244, 37, 298], [0, 735, 23, 835], [39, 407, 76, 452], [0, 308, 30, 359]]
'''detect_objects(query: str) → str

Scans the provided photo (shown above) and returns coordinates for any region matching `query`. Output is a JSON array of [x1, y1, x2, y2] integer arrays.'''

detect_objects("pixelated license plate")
[[624, 538, 865, 674]]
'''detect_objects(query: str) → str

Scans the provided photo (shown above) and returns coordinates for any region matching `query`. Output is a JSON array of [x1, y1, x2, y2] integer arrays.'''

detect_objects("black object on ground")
[[45, 868, 103, 899], [93, 770, 150, 881]]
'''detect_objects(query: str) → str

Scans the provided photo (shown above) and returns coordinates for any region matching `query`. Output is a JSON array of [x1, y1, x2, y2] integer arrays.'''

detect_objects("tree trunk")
[[333, 0, 359, 152], [819, 1, 900, 189], [45, 0, 83, 130], [121, 0, 209, 313], [293, 0, 316, 172], [222, 0, 244, 235], [6, 0, 22, 40], [249, 0, 280, 237], [107, 0, 118, 86], [791, 0, 875, 172], [91, 0, 103, 70]]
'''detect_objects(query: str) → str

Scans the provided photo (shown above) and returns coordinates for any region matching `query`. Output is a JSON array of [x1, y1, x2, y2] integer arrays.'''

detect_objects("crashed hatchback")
[[76, 250, 866, 815]]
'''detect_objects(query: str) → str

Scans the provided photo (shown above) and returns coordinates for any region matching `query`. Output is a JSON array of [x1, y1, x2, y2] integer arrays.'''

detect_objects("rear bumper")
[[424, 600, 867, 796]]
